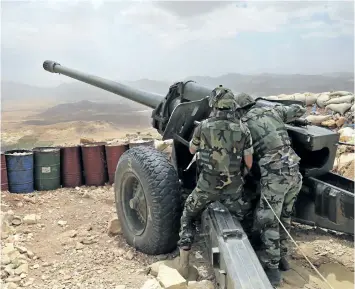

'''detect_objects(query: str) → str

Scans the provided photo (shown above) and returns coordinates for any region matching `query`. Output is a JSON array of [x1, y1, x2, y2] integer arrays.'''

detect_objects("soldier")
[[177, 86, 254, 278], [235, 93, 306, 286]]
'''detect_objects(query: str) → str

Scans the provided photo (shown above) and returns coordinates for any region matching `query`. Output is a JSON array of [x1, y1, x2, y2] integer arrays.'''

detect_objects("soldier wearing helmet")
[[176, 86, 254, 278], [234, 92, 306, 286]]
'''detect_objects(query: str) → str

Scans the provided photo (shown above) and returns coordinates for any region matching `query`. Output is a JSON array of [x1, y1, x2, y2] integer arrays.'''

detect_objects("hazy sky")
[[1, 0, 354, 87]]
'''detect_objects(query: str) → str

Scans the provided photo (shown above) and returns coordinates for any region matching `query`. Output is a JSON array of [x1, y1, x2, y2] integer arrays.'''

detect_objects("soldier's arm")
[[243, 127, 253, 169], [274, 104, 307, 123], [189, 124, 201, 154]]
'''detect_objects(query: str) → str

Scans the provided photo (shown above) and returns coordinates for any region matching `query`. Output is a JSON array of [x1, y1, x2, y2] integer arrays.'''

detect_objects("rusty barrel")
[[81, 142, 107, 186], [60, 146, 83, 187], [105, 143, 129, 184], [1, 153, 9, 191], [129, 139, 155, 149]]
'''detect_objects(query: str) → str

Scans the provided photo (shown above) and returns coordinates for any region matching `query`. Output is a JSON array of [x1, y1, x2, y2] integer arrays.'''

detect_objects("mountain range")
[[2, 72, 354, 111]]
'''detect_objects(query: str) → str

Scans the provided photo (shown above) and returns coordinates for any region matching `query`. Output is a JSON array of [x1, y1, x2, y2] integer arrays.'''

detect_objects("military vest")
[[197, 112, 245, 174], [241, 107, 291, 160]]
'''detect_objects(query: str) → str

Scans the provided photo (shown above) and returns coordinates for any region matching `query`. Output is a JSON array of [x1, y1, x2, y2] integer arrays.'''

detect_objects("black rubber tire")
[[114, 145, 182, 255]]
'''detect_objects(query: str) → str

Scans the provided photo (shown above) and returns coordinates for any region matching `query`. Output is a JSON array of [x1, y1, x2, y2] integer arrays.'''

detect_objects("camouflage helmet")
[[235, 92, 256, 108], [209, 85, 238, 110]]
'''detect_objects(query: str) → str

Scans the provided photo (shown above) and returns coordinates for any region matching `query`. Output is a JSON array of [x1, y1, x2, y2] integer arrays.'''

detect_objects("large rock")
[[14, 246, 27, 254], [149, 260, 198, 282], [157, 264, 187, 289], [5, 276, 22, 283], [14, 263, 28, 275], [1, 211, 15, 238], [57, 220, 67, 227], [149, 261, 165, 277], [5, 283, 19, 289], [2, 243, 16, 255], [23, 214, 39, 225], [4, 264, 15, 276], [7, 251, 23, 265], [107, 218, 121, 235], [187, 280, 214, 289], [2, 210, 14, 223], [141, 278, 163, 289], [2, 255, 11, 265]]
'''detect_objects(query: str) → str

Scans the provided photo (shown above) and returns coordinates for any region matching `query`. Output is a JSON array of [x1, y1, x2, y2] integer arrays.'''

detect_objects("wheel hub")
[[122, 173, 148, 235], [130, 182, 147, 224], [129, 197, 139, 209]]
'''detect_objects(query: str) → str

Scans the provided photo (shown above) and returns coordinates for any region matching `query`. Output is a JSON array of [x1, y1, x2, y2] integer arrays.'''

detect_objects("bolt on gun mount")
[[43, 60, 354, 289]]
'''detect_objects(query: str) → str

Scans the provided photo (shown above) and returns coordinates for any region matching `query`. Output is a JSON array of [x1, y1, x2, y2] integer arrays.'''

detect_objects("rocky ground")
[[1, 186, 354, 289], [0, 186, 215, 289], [1, 90, 354, 288]]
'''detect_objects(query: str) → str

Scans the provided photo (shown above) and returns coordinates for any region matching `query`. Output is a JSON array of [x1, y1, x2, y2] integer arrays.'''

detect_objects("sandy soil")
[[1, 187, 353, 289]]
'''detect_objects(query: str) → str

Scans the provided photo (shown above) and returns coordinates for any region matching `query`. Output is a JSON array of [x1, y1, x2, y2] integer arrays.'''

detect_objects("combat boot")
[[279, 256, 290, 271], [177, 248, 190, 279], [265, 268, 281, 286]]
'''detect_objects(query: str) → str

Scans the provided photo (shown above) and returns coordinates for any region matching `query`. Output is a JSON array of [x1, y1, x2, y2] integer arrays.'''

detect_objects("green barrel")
[[33, 147, 61, 191]]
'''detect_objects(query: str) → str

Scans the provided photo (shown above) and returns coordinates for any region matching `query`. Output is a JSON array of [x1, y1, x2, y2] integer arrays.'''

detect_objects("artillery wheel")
[[114, 146, 182, 255]]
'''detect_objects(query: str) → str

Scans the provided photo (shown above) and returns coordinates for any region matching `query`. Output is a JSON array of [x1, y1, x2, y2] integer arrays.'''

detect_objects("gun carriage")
[[43, 60, 354, 289]]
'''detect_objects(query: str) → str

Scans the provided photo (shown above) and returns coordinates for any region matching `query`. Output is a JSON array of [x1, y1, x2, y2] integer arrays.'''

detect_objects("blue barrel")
[[5, 149, 34, 193]]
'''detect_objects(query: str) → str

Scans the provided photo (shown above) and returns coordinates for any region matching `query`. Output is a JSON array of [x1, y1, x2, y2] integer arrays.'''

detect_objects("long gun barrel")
[[43, 60, 213, 109], [43, 60, 164, 109]]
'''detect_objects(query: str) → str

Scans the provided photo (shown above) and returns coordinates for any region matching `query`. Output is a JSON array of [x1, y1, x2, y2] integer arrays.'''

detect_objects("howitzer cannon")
[[43, 60, 354, 289]]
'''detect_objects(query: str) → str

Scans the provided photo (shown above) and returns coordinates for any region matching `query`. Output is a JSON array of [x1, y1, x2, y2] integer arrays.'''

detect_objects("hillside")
[[23, 100, 152, 126]]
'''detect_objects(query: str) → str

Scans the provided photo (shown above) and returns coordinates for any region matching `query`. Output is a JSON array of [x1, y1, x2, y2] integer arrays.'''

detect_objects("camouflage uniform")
[[178, 87, 254, 250], [236, 93, 306, 280]]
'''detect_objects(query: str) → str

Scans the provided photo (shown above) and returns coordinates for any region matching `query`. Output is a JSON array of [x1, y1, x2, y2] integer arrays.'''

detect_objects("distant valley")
[[23, 100, 152, 126], [1, 71, 353, 126], [2, 71, 354, 109]]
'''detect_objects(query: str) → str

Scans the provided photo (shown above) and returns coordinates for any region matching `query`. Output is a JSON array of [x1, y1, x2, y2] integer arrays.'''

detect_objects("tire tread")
[[116, 146, 182, 255]]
